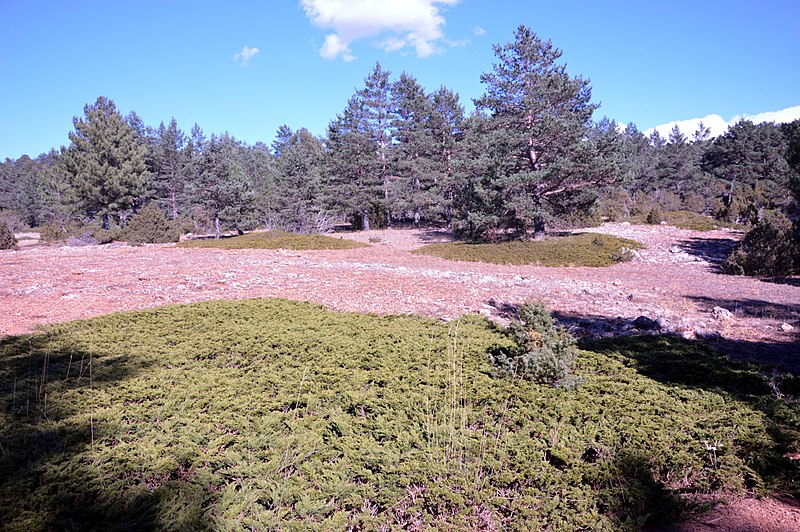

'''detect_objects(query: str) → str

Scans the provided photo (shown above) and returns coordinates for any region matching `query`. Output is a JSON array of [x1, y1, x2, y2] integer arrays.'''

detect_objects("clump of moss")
[[178, 230, 368, 250], [413, 232, 644, 266]]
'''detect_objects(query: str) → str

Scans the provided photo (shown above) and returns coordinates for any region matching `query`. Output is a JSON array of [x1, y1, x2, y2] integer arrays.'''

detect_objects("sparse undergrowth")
[[177, 230, 368, 250], [413, 232, 643, 266], [0, 222, 17, 250], [1, 299, 797, 530], [636, 210, 745, 232]]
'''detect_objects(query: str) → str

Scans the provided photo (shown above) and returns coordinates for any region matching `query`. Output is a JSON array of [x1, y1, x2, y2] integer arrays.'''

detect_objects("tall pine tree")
[[61, 97, 149, 228], [456, 26, 614, 240]]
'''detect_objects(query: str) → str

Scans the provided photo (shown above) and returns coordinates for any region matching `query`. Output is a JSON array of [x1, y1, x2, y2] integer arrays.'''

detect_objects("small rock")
[[620, 222, 630, 226], [679, 330, 696, 340], [655, 317, 670, 330], [781, 323, 795, 332], [712, 306, 734, 321], [634, 316, 658, 330], [670, 246, 681, 253], [611, 279, 622, 286], [696, 329, 721, 340]]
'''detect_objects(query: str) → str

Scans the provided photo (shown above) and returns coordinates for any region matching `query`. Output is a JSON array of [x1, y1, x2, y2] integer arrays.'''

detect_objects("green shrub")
[[646, 206, 664, 225], [413, 233, 644, 267], [122, 203, 182, 244], [0, 222, 17, 250], [178, 230, 368, 250], [39, 223, 71, 243], [722, 209, 798, 276], [492, 301, 582, 388], [0, 300, 797, 529]]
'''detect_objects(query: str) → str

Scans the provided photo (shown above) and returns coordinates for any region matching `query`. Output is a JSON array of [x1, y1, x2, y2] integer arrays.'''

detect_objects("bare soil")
[[3, 222, 800, 529]]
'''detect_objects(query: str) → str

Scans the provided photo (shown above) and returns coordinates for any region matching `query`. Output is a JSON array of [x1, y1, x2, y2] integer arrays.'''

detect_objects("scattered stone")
[[670, 246, 681, 253], [696, 329, 722, 340], [712, 306, 734, 321], [655, 317, 670, 330], [679, 330, 696, 340], [781, 323, 795, 332], [634, 316, 659, 330], [611, 278, 622, 286]]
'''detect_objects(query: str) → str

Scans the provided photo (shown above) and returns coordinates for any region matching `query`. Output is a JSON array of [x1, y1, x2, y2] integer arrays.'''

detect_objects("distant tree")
[[0, 155, 38, 224], [390, 72, 439, 225], [326, 96, 385, 230], [32, 150, 80, 228], [454, 26, 616, 240], [703, 120, 791, 223], [61, 97, 149, 228], [242, 142, 279, 228], [359, 63, 394, 227], [148, 118, 189, 219], [190, 133, 256, 238], [271, 125, 294, 158], [273, 128, 328, 232], [428, 86, 465, 225]]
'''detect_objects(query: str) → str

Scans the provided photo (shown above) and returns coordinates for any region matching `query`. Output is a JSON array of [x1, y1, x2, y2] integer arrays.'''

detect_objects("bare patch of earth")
[[2, 222, 800, 529], [4, 223, 797, 368]]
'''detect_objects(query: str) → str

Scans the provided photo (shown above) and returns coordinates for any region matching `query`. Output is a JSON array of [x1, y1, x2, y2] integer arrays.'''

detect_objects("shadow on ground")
[[0, 332, 211, 530], [676, 236, 737, 270]]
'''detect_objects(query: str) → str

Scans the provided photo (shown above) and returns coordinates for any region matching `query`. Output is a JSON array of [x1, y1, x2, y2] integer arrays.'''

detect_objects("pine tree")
[[273, 128, 327, 232], [149, 118, 189, 219], [703, 120, 791, 223], [456, 26, 615, 240], [359, 63, 394, 227], [61, 97, 149, 228], [390, 72, 438, 225], [190, 133, 255, 238], [326, 96, 384, 230]]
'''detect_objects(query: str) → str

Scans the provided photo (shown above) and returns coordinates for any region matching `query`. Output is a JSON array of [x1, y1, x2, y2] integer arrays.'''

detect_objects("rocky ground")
[[3, 222, 799, 529], [4, 223, 798, 369]]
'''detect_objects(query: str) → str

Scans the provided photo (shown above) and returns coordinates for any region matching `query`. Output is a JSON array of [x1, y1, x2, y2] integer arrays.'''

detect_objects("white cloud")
[[300, 0, 460, 61], [234, 45, 260, 67], [645, 105, 800, 139], [473, 26, 485, 36]]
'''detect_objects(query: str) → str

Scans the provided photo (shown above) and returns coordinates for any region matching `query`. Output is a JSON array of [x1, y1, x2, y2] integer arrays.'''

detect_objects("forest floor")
[[3, 222, 800, 529]]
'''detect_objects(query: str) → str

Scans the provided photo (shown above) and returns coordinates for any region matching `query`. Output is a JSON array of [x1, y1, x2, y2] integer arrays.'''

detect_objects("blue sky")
[[1, 0, 798, 160]]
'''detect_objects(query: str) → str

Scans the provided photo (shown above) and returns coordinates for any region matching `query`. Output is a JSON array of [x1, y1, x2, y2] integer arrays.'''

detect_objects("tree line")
[[1, 25, 798, 267]]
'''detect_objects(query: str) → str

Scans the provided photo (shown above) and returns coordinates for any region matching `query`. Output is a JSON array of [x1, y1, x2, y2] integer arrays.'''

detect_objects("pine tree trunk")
[[533, 216, 546, 240], [362, 212, 370, 232], [215, 216, 221, 239]]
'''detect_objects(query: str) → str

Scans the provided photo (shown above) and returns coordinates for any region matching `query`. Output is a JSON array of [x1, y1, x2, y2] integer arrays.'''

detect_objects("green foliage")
[[37, 221, 121, 245], [60, 97, 149, 228], [177, 230, 368, 250], [413, 232, 643, 266], [272, 128, 330, 233], [0, 300, 797, 530], [646, 206, 664, 224], [723, 209, 799, 276], [453, 26, 622, 240], [663, 210, 738, 231], [703, 120, 792, 225], [189, 133, 257, 238], [121, 203, 182, 244], [0, 221, 17, 250], [492, 301, 581, 388]]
